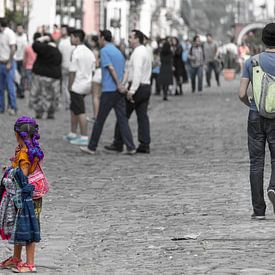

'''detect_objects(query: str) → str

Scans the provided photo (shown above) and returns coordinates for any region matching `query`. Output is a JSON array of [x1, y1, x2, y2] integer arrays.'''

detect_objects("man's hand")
[[6, 61, 11, 71], [117, 83, 127, 94], [126, 92, 135, 103]]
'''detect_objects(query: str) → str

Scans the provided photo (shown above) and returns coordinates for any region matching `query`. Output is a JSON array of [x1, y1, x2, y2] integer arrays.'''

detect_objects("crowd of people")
[[0, 19, 258, 153]]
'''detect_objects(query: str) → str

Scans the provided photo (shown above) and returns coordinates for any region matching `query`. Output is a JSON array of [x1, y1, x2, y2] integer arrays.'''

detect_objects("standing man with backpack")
[[239, 23, 275, 220]]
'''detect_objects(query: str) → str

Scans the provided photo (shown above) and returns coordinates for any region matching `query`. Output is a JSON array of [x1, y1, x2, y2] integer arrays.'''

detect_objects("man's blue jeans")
[[0, 61, 16, 112], [190, 66, 203, 92], [248, 110, 275, 215]]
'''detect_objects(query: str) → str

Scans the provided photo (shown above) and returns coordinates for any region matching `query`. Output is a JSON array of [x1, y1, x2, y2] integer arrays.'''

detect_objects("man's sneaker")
[[70, 137, 88, 145], [251, 213, 266, 220], [268, 189, 275, 214], [104, 144, 123, 153], [125, 149, 136, 155], [63, 133, 78, 142], [80, 146, 96, 155]]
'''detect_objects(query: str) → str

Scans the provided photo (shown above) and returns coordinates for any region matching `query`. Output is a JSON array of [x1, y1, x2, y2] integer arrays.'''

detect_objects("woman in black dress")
[[159, 41, 173, 101]]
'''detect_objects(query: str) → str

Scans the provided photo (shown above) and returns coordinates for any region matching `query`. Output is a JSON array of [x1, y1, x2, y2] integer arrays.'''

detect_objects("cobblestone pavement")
[[1, 78, 275, 275]]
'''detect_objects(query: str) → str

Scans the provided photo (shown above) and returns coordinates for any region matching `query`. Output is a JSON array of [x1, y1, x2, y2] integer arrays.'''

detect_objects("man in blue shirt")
[[80, 30, 135, 154], [239, 23, 275, 220]]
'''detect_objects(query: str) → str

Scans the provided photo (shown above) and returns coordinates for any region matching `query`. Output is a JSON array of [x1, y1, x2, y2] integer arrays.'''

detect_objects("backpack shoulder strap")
[[251, 53, 260, 67]]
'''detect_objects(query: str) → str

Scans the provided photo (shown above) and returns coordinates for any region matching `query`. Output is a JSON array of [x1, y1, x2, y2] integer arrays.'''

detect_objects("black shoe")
[[104, 144, 123, 153], [47, 113, 55, 119], [136, 145, 150, 154], [251, 213, 265, 220], [268, 189, 275, 214]]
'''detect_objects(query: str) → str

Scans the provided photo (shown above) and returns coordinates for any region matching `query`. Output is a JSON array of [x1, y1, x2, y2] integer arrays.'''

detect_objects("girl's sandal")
[[0, 256, 21, 269], [12, 262, 37, 273]]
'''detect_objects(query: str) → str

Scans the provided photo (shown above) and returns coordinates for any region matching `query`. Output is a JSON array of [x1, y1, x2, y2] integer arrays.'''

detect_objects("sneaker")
[[104, 144, 123, 153], [80, 146, 96, 155], [7, 108, 16, 116], [70, 136, 88, 145], [268, 189, 275, 214], [251, 213, 266, 220], [63, 133, 78, 142], [125, 149, 136, 155]]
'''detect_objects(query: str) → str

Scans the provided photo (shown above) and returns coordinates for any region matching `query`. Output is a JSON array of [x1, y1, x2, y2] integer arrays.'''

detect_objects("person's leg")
[[88, 93, 114, 151], [92, 82, 101, 118], [135, 86, 151, 147], [206, 62, 211, 87], [163, 85, 168, 100], [198, 66, 203, 92], [190, 67, 196, 92], [248, 110, 266, 216], [79, 113, 88, 136], [114, 93, 135, 151], [26, 243, 35, 265], [46, 79, 60, 119], [71, 111, 78, 134], [33, 75, 45, 118], [0, 64, 6, 112], [267, 120, 275, 191], [213, 61, 220, 86], [6, 61, 17, 111]]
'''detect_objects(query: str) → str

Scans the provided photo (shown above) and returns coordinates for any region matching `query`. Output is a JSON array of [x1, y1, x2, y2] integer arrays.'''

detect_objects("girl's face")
[[15, 132, 24, 146]]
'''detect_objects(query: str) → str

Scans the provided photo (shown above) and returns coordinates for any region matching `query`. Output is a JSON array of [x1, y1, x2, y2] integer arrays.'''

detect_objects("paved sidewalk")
[[1, 78, 275, 274]]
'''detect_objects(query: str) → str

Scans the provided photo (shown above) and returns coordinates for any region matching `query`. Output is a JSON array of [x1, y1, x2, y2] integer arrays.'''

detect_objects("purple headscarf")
[[14, 116, 44, 163]]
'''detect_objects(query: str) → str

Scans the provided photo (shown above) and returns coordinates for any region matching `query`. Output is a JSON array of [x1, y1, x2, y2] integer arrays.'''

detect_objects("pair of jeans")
[[248, 110, 275, 215], [190, 66, 203, 92], [113, 84, 151, 148], [206, 61, 220, 86], [88, 91, 135, 151], [0, 61, 16, 112]]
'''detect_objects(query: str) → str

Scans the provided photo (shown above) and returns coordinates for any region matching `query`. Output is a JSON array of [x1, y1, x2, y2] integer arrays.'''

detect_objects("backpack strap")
[[251, 53, 260, 67]]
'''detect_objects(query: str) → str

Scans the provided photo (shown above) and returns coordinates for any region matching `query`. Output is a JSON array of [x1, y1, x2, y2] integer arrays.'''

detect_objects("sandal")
[[0, 256, 21, 269], [12, 262, 37, 273]]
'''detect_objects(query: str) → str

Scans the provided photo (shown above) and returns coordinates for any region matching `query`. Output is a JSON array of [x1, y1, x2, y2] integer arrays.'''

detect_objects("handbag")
[[28, 163, 49, 199]]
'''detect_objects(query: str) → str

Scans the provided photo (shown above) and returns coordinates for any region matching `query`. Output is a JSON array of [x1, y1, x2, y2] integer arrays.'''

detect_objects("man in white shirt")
[[64, 29, 96, 146], [58, 25, 75, 110], [14, 24, 28, 98], [0, 18, 17, 114], [105, 29, 152, 153]]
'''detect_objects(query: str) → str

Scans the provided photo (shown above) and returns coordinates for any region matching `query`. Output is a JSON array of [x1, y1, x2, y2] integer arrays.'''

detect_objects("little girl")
[[0, 116, 45, 273]]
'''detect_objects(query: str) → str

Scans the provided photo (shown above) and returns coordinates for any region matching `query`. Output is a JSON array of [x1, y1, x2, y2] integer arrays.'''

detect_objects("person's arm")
[[68, 49, 77, 91], [68, 72, 76, 91], [239, 77, 251, 107], [107, 64, 123, 92], [128, 51, 143, 95]]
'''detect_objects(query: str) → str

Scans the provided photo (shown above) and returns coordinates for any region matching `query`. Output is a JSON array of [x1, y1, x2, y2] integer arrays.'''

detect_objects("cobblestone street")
[[1, 78, 275, 275]]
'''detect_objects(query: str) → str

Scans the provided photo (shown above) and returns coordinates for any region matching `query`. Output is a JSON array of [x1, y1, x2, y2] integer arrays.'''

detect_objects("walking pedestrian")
[[204, 33, 220, 87], [64, 29, 96, 146], [104, 29, 151, 154], [30, 33, 62, 119], [0, 18, 17, 115], [159, 40, 173, 100], [0, 116, 45, 273], [239, 23, 275, 220], [151, 48, 161, 95], [14, 24, 28, 98], [171, 37, 188, 95], [80, 29, 136, 155], [58, 25, 75, 110], [189, 35, 204, 93]]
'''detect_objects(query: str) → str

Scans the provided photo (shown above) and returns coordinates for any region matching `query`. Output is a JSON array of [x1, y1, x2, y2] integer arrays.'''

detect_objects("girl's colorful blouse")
[[11, 145, 39, 174]]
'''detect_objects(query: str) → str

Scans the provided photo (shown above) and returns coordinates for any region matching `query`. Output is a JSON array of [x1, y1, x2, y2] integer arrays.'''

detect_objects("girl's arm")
[[19, 162, 30, 177]]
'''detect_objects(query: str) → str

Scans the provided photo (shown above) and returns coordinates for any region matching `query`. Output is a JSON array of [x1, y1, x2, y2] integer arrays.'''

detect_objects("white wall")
[[28, 0, 56, 41]]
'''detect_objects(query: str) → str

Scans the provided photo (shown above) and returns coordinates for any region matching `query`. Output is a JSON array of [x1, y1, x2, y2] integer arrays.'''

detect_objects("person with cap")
[[239, 23, 275, 220], [79, 29, 136, 154], [104, 29, 152, 154]]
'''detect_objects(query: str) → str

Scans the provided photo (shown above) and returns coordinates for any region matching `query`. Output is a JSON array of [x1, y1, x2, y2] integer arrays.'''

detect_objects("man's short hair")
[[131, 29, 144, 44], [71, 29, 85, 42], [0, 18, 8, 27], [99, 30, 112, 42]]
